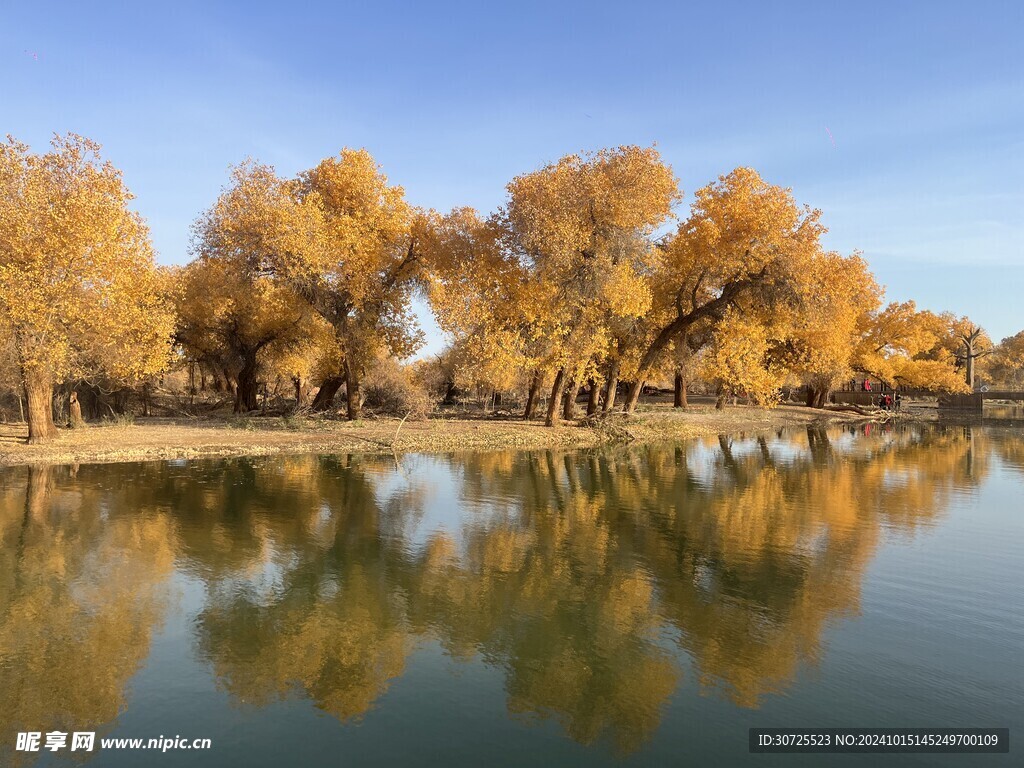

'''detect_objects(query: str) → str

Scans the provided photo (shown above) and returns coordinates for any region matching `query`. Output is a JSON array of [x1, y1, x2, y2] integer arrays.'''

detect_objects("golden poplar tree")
[[780, 251, 882, 406], [0, 135, 173, 442], [421, 207, 541, 401], [426, 146, 676, 424], [853, 301, 974, 391], [291, 150, 424, 419], [622, 167, 825, 411], [185, 162, 321, 412], [988, 330, 1024, 387]]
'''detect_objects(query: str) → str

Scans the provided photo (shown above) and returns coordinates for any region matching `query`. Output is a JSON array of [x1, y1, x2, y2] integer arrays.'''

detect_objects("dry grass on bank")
[[0, 402, 886, 467]]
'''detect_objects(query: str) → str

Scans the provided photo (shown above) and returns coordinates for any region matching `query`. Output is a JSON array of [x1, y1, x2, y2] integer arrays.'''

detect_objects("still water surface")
[[1, 424, 1022, 766]]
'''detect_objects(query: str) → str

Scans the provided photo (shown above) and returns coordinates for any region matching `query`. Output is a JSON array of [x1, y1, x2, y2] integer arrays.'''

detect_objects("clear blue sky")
[[3, 1, 1021, 352]]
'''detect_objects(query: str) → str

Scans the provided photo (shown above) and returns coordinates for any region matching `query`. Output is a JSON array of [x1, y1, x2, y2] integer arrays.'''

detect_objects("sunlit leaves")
[[426, 146, 678, 394], [0, 134, 174, 385], [853, 301, 974, 391], [986, 330, 1024, 387]]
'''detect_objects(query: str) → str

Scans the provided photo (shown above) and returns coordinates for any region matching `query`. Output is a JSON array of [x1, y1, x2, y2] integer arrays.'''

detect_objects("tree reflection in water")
[[0, 423, 1008, 757]]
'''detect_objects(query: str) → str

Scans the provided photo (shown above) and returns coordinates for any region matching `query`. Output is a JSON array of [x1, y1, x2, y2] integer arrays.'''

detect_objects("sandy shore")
[[0, 403, 891, 467]]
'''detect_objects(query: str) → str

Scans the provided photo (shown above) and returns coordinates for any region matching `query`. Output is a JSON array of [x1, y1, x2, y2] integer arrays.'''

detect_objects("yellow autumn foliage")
[[0, 135, 174, 440]]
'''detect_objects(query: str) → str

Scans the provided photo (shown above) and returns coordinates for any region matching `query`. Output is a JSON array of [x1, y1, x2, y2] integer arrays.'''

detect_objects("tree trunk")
[[69, 391, 84, 428], [234, 353, 259, 413], [673, 373, 687, 409], [625, 280, 754, 406], [562, 379, 580, 421], [545, 368, 566, 427], [961, 327, 982, 390], [293, 376, 303, 405], [805, 386, 829, 408], [712, 385, 729, 409], [344, 360, 362, 421], [311, 375, 344, 411], [602, 360, 620, 412], [623, 379, 644, 413], [586, 378, 600, 416], [523, 370, 542, 420], [23, 367, 57, 444], [222, 365, 237, 397]]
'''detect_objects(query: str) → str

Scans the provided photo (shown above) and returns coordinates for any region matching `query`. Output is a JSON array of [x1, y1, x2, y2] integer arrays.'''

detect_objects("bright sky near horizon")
[[2, 1, 1021, 353]]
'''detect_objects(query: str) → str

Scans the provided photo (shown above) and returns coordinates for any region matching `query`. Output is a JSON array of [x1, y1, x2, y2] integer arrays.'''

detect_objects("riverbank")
[[0, 403, 903, 467]]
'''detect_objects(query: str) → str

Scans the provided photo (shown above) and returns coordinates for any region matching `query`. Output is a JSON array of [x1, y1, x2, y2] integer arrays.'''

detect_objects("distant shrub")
[[102, 412, 135, 427], [228, 416, 258, 431], [363, 358, 433, 419]]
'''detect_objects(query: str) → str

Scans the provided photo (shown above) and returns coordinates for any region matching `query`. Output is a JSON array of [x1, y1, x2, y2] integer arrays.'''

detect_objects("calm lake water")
[[1, 424, 1022, 767]]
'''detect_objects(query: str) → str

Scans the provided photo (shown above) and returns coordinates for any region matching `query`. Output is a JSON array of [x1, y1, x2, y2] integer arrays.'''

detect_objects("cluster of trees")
[[423, 149, 1008, 419], [2, 135, 1020, 443]]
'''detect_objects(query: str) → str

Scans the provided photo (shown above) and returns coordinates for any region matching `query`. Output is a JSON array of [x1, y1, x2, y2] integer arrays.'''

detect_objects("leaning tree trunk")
[[344, 360, 362, 421], [23, 367, 57, 444], [602, 360, 620, 413], [673, 373, 687, 409], [623, 379, 644, 413], [586, 379, 600, 416], [234, 353, 259, 413], [221, 365, 237, 398], [523, 370, 542, 420], [311, 375, 344, 411], [545, 368, 567, 427]]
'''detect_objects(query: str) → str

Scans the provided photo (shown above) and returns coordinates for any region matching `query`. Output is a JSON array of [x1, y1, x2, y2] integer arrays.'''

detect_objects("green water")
[[1, 424, 1021, 766]]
